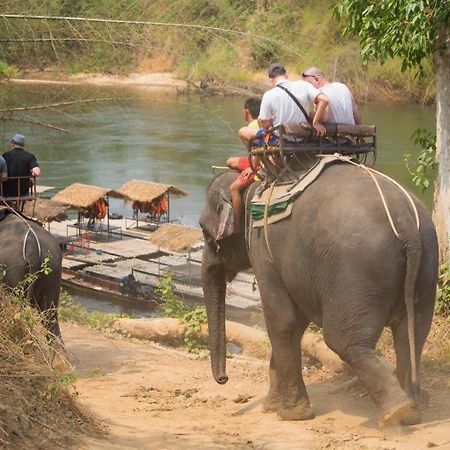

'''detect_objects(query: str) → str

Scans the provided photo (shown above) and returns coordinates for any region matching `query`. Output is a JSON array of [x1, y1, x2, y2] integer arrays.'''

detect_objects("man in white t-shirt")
[[238, 63, 328, 144], [301, 66, 361, 125]]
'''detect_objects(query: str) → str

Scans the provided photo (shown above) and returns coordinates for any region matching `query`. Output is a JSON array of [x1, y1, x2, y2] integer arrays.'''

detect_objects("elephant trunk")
[[202, 244, 228, 384]]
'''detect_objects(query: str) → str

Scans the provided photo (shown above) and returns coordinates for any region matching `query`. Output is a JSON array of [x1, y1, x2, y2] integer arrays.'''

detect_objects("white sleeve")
[[258, 92, 272, 121], [307, 83, 321, 102]]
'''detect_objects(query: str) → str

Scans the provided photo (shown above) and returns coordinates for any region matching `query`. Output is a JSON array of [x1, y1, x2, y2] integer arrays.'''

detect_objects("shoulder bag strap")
[[276, 84, 313, 126]]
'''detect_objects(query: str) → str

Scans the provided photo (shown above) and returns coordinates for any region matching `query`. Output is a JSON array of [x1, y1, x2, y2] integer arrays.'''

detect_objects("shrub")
[[155, 271, 207, 352], [436, 260, 450, 316], [0, 286, 97, 448]]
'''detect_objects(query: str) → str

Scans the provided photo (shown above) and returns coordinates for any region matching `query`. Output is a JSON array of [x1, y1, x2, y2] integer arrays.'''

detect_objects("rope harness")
[[1, 200, 42, 261], [336, 155, 420, 237], [252, 155, 420, 259]]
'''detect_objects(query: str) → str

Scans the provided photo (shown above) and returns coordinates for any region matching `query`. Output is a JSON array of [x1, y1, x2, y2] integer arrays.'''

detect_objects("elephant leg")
[[323, 314, 412, 425], [258, 277, 313, 421], [261, 354, 282, 413], [391, 301, 433, 425], [33, 277, 62, 340]]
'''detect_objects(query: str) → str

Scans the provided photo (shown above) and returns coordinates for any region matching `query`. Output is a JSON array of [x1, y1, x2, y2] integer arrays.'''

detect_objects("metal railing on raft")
[[0, 175, 37, 211]]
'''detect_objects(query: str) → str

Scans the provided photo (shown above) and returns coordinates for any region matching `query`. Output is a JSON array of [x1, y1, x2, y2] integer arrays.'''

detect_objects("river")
[[0, 82, 436, 315]]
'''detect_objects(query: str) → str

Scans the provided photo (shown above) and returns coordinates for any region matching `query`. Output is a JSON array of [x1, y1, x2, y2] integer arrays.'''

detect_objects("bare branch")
[[1, 117, 69, 133], [0, 97, 126, 113], [0, 13, 302, 58]]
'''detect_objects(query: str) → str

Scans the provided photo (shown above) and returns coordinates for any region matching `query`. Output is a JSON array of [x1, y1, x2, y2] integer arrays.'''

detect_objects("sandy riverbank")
[[11, 71, 189, 92], [63, 321, 450, 449], [9, 68, 423, 102], [10, 69, 271, 97]]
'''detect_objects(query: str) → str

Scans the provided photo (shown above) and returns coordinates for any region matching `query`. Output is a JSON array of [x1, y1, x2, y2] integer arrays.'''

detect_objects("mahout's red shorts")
[[237, 167, 255, 187], [237, 156, 250, 171]]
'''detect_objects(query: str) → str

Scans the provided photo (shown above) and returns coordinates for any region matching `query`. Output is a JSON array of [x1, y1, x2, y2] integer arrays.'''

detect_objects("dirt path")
[[62, 323, 450, 449]]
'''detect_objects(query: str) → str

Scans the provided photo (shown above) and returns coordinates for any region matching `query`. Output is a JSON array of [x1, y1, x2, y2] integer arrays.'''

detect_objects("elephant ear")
[[199, 186, 235, 244], [216, 188, 234, 240]]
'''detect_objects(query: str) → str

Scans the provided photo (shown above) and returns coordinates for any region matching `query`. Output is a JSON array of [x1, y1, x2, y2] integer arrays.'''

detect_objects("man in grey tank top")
[[301, 66, 361, 125]]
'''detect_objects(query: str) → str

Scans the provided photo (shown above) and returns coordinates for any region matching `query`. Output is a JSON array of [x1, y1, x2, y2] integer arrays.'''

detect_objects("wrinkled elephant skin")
[[0, 213, 63, 338], [199, 165, 438, 425]]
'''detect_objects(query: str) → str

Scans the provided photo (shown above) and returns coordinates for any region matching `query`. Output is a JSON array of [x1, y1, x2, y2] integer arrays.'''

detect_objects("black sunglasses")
[[302, 73, 316, 79]]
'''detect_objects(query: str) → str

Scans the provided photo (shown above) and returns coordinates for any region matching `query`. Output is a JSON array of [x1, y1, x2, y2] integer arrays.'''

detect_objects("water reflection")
[[1, 83, 436, 316], [1, 83, 435, 223]]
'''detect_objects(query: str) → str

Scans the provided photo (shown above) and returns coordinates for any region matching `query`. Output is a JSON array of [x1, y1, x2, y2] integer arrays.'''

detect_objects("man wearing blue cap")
[[2, 133, 41, 199]]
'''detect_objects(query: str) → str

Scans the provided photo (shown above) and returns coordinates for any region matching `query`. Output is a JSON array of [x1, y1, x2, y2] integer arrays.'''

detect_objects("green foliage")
[[334, 0, 450, 74], [45, 372, 79, 400], [156, 271, 207, 352], [436, 260, 450, 316], [183, 305, 208, 352], [0, 254, 53, 308], [0, 60, 17, 79], [156, 271, 189, 318], [403, 128, 437, 192], [59, 289, 132, 329]]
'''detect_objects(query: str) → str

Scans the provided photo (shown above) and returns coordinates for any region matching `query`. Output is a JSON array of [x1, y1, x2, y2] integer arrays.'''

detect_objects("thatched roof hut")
[[147, 223, 203, 252], [23, 198, 70, 223], [52, 183, 115, 209], [115, 180, 187, 203]]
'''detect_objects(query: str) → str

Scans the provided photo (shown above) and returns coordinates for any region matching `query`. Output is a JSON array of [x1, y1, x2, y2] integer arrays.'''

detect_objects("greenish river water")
[[1, 83, 436, 225], [0, 83, 436, 316]]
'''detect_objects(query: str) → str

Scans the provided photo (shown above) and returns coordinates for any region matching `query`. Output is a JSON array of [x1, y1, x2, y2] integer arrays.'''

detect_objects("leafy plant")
[[3, 253, 53, 306], [156, 271, 207, 352], [156, 271, 189, 318], [436, 260, 450, 316], [183, 306, 208, 352], [403, 128, 437, 192], [334, 0, 449, 74], [0, 60, 18, 79], [45, 372, 80, 400]]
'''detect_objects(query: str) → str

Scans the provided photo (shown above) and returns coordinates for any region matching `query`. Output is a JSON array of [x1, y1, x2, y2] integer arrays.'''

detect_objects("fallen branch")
[[112, 317, 346, 371], [1, 117, 69, 132], [0, 97, 118, 113]]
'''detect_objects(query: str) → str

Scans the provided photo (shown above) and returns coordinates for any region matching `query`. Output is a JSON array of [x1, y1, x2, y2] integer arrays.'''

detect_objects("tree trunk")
[[433, 25, 450, 263]]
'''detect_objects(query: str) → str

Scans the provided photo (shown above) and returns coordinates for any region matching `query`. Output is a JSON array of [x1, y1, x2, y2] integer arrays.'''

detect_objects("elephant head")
[[199, 172, 251, 384]]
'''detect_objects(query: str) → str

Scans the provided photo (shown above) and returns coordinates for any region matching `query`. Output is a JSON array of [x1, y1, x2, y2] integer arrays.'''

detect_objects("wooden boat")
[[62, 268, 159, 308]]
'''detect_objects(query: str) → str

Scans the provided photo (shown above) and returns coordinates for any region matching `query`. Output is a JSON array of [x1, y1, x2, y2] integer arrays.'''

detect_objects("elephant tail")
[[403, 233, 422, 399]]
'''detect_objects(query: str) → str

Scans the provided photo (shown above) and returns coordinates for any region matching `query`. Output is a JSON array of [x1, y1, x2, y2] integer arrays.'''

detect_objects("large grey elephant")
[[0, 208, 62, 338], [199, 162, 438, 425]]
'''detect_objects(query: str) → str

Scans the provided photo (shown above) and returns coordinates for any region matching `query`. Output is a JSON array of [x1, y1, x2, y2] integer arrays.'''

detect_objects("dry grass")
[[0, 287, 100, 449], [116, 179, 187, 203], [52, 183, 113, 209], [147, 223, 202, 252], [22, 198, 70, 223]]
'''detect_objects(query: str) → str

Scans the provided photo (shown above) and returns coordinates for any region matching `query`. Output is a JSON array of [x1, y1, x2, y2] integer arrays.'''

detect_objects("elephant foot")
[[379, 398, 413, 426], [278, 402, 315, 421], [262, 394, 282, 413], [400, 405, 422, 426]]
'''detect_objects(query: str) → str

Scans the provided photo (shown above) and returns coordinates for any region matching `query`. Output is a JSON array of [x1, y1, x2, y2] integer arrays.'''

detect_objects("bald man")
[[301, 66, 361, 125]]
